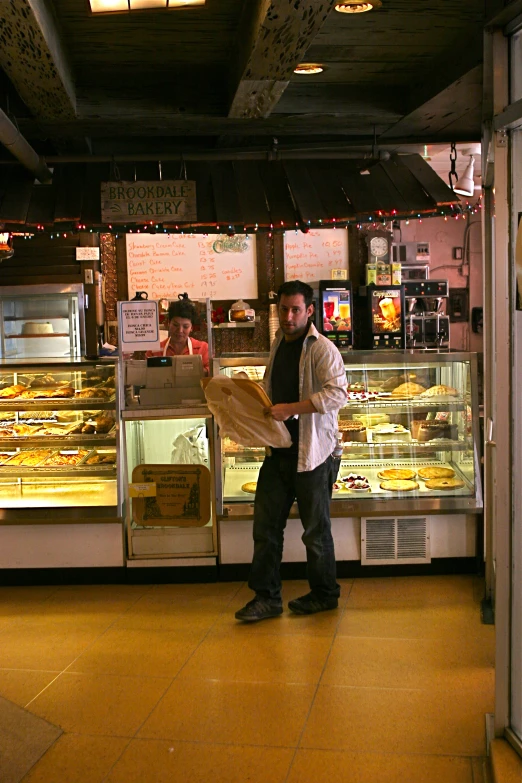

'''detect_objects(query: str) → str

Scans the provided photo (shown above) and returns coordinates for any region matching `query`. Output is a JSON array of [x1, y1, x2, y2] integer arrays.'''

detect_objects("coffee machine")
[[403, 280, 450, 349]]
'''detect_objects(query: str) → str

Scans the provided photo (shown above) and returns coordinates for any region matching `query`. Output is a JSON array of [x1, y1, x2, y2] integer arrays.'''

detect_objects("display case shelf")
[[342, 440, 471, 454], [341, 400, 468, 414]]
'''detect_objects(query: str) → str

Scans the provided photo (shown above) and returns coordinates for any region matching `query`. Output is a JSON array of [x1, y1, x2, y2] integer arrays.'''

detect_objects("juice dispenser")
[[318, 281, 353, 350]]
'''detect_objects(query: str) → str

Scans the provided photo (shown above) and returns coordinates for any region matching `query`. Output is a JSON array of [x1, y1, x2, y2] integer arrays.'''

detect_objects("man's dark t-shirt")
[[271, 333, 306, 455]]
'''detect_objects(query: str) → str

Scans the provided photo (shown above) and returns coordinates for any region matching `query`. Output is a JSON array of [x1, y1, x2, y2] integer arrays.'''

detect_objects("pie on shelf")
[[419, 384, 458, 398], [425, 477, 465, 490], [377, 468, 417, 481], [241, 482, 257, 494], [390, 382, 426, 397], [417, 466, 455, 480], [379, 479, 419, 492]]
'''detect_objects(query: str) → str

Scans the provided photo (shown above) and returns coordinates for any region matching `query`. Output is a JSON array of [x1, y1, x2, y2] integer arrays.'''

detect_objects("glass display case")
[[213, 352, 483, 516], [0, 359, 118, 515], [0, 284, 85, 359], [119, 358, 217, 558]]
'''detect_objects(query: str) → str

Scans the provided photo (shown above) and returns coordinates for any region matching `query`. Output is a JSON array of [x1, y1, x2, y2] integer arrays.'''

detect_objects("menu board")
[[371, 289, 402, 333], [284, 228, 348, 283], [126, 234, 258, 300]]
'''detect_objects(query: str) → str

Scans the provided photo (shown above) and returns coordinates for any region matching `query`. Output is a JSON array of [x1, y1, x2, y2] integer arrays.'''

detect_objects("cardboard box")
[[392, 263, 402, 285], [366, 264, 377, 285]]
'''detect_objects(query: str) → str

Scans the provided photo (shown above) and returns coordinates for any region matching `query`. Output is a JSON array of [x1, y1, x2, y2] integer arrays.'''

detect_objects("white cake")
[[22, 322, 54, 335], [371, 423, 412, 443]]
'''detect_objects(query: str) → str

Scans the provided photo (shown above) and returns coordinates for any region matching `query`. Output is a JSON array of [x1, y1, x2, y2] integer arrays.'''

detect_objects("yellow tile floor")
[[0, 575, 494, 783]]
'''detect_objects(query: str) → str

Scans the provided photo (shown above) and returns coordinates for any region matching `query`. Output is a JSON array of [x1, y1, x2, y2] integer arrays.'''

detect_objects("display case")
[[119, 359, 217, 559], [213, 352, 483, 517], [0, 359, 118, 519], [0, 284, 85, 359]]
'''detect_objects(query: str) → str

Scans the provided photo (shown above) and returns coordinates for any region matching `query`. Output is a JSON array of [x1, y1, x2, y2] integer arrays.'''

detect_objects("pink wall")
[[395, 214, 483, 353]]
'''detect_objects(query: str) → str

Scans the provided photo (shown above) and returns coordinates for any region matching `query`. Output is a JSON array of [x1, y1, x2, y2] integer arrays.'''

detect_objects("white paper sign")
[[119, 300, 160, 352], [284, 228, 348, 283], [76, 247, 100, 260]]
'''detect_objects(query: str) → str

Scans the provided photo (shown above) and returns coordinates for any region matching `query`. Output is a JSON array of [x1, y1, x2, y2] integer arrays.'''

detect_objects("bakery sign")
[[131, 464, 211, 527], [101, 180, 197, 223]]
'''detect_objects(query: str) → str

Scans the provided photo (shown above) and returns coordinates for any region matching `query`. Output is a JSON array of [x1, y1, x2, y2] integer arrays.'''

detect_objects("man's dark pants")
[[248, 451, 341, 603]]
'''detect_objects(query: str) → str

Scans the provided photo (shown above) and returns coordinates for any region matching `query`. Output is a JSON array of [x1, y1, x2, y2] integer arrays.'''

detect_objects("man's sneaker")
[[235, 597, 283, 622], [288, 592, 338, 615]]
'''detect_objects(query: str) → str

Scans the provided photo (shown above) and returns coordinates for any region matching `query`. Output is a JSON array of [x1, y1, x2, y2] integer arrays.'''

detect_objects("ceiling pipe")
[[0, 108, 53, 183], [0, 149, 389, 165]]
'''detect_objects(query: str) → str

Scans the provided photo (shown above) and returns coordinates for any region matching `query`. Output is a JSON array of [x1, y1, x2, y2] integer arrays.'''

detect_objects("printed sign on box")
[[119, 300, 160, 352]]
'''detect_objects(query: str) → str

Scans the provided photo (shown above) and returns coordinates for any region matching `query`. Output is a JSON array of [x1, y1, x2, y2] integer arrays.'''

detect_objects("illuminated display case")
[[0, 359, 118, 519], [213, 352, 483, 517], [0, 285, 85, 359]]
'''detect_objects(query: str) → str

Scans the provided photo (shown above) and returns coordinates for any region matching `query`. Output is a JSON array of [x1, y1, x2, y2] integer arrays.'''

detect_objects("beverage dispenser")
[[367, 285, 406, 349], [318, 281, 353, 350]]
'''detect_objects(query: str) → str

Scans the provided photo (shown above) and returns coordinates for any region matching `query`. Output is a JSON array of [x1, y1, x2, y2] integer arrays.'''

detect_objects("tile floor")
[[0, 575, 494, 783]]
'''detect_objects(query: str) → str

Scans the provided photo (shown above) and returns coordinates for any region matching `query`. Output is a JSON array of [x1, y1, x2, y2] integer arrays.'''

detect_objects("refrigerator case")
[[0, 284, 86, 359], [0, 359, 119, 519], [213, 352, 482, 518]]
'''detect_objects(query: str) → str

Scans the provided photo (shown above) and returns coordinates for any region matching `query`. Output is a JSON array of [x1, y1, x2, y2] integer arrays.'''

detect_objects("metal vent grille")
[[362, 517, 430, 565]]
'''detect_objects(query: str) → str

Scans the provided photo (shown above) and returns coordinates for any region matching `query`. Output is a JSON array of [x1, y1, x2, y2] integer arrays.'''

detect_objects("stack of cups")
[[268, 304, 279, 346]]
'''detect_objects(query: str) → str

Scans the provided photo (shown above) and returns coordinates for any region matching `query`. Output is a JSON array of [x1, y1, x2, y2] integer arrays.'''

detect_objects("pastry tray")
[[0, 447, 117, 472]]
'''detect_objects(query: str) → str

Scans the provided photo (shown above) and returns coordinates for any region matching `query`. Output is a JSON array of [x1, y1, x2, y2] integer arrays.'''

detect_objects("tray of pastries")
[[2, 449, 54, 466], [41, 449, 91, 467], [83, 449, 117, 466]]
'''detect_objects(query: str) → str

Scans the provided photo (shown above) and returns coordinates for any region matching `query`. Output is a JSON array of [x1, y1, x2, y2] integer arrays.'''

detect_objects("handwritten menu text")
[[284, 229, 348, 283]]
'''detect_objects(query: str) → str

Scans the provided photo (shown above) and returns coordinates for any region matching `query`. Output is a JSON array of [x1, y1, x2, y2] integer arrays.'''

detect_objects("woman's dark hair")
[[277, 280, 314, 309], [168, 293, 196, 323]]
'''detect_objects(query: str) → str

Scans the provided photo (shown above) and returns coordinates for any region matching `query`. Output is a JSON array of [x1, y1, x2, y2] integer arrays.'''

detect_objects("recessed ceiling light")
[[335, 1, 382, 13], [89, 0, 205, 13], [294, 63, 324, 75]]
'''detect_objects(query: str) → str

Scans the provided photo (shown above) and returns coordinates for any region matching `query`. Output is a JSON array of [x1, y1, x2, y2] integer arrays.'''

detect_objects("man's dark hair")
[[168, 293, 196, 323], [277, 280, 314, 309]]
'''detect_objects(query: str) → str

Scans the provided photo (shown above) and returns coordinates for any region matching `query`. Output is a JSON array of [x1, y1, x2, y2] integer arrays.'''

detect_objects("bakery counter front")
[[0, 359, 124, 572], [214, 352, 483, 573]]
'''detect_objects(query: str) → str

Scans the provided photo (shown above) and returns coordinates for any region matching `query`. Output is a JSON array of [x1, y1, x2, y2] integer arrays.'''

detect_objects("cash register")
[[125, 355, 206, 406]]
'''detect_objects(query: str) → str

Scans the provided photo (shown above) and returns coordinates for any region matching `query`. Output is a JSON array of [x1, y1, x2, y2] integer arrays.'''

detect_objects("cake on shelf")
[[21, 322, 54, 335], [411, 420, 458, 442], [353, 413, 389, 428], [371, 423, 412, 443], [338, 420, 367, 442]]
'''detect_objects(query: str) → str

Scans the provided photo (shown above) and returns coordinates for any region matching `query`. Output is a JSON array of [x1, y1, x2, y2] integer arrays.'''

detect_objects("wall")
[[396, 215, 483, 353]]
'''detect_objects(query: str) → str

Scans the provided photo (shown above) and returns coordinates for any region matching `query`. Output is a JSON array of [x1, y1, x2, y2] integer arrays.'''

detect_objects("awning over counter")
[[0, 154, 459, 231]]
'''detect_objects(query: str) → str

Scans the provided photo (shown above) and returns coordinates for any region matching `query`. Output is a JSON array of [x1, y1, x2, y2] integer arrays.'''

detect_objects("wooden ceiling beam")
[[0, 0, 76, 121], [228, 0, 334, 119]]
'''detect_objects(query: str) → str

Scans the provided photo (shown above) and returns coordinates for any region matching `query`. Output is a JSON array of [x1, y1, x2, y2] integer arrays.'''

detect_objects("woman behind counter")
[[147, 295, 209, 374]]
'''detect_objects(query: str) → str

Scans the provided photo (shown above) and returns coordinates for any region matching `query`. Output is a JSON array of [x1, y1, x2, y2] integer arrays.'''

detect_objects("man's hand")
[[266, 403, 295, 421]]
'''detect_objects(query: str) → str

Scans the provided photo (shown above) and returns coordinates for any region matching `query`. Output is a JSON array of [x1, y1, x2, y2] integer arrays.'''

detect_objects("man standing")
[[235, 280, 347, 622]]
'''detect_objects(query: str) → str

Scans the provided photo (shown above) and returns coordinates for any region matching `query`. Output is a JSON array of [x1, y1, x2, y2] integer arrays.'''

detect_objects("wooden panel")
[[0, 168, 33, 224], [357, 164, 410, 214], [82, 163, 110, 225], [400, 154, 458, 206], [233, 161, 271, 226], [379, 157, 435, 212], [336, 162, 387, 216], [282, 161, 328, 225], [304, 161, 355, 222], [258, 161, 297, 226], [26, 185, 56, 225], [182, 161, 216, 226], [210, 161, 242, 226], [53, 164, 85, 222]]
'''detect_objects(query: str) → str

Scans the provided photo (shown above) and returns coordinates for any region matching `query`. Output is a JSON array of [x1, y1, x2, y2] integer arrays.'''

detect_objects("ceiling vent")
[[361, 517, 431, 565]]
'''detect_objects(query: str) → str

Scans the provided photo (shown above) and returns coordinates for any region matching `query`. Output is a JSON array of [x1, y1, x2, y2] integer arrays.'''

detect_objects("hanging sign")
[[118, 300, 160, 352], [101, 180, 197, 223]]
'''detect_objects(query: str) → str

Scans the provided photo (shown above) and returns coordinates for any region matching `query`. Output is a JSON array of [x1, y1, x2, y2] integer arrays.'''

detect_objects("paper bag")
[[202, 376, 292, 448]]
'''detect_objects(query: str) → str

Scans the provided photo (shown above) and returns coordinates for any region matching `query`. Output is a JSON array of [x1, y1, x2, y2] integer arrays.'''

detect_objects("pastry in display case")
[[212, 353, 482, 515], [0, 361, 118, 510]]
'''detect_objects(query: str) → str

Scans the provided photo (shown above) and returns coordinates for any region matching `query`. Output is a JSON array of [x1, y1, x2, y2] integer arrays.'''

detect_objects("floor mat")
[[0, 695, 62, 783]]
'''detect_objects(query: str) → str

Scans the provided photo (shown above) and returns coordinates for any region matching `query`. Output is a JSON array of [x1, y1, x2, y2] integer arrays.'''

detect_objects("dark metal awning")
[[0, 154, 459, 231]]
